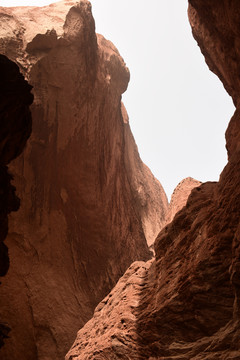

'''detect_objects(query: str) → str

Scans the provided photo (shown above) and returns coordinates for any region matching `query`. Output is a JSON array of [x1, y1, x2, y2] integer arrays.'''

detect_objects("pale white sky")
[[1, 0, 235, 199]]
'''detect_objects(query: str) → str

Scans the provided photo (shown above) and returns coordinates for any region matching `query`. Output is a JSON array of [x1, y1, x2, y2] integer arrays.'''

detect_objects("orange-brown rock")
[[66, 259, 153, 360], [66, 1, 240, 359], [0, 55, 32, 348], [166, 177, 202, 225], [0, 1, 168, 359]]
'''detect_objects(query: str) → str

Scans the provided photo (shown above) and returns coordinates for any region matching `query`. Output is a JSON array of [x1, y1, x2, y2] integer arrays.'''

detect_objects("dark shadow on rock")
[[0, 54, 33, 347]]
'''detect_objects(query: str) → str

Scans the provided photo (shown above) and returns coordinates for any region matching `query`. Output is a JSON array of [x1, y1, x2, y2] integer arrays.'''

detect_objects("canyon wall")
[[66, 1, 240, 359], [0, 55, 32, 348], [165, 177, 201, 225], [0, 1, 168, 359]]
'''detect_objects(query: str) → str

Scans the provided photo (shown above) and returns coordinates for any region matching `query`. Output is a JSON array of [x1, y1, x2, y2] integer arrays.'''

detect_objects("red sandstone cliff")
[[66, 1, 240, 359], [166, 177, 202, 225], [0, 1, 168, 359]]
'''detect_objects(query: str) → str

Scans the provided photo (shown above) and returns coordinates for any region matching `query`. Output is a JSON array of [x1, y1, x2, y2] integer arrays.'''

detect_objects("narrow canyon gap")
[[66, 1, 240, 359], [0, 0, 239, 359]]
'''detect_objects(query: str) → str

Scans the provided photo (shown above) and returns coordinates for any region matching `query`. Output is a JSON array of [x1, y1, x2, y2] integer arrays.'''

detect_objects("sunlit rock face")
[[0, 55, 32, 348], [66, 1, 240, 359], [0, 1, 168, 359], [166, 177, 202, 225]]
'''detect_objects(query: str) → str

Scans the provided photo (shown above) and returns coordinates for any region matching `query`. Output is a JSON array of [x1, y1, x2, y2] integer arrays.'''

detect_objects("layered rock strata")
[[66, 1, 240, 359], [0, 1, 168, 359], [0, 55, 32, 348]]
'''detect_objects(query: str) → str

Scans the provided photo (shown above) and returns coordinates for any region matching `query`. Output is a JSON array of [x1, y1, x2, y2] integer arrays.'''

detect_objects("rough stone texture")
[[166, 177, 202, 225], [0, 54, 32, 348], [66, 260, 153, 360], [0, 1, 168, 359], [66, 1, 240, 359]]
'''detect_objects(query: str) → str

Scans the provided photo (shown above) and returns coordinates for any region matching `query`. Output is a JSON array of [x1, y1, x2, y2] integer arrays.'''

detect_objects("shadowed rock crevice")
[[0, 54, 33, 348]]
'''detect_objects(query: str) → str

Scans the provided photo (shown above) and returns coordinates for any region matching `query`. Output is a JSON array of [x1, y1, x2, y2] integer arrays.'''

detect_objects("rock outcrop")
[[166, 177, 202, 225], [0, 1, 168, 359], [66, 1, 240, 359], [0, 55, 32, 348]]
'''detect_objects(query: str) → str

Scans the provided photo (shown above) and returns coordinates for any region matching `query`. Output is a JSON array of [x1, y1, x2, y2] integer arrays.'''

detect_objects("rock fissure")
[[66, 1, 240, 359], [0, 53, 33, 348], [1, 0, 239, 359]]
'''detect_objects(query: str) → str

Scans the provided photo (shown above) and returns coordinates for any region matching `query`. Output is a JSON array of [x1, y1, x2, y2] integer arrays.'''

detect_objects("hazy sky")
[[2, 0, 235, 199]]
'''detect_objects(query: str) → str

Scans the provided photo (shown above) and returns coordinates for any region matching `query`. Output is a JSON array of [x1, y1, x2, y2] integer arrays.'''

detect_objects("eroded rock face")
[[66, 1, 240, 359], [66, 260, 153, 360], [0, 1, 168, 359], [0, 55, 32, 347], [166, 177, 202, 225]]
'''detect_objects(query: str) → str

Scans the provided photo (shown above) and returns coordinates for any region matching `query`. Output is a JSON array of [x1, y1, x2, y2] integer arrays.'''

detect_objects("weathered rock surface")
[[66, 1, 240, 359], [166, 177, 202, 225], [66, 260, 153, 360], [0, 1, 168, 359], [0, 54, 32, 348]]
